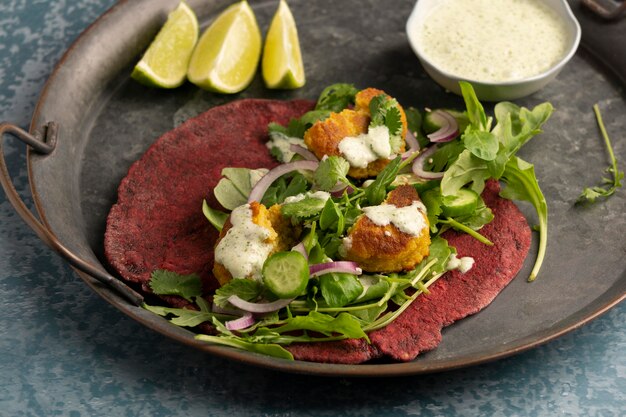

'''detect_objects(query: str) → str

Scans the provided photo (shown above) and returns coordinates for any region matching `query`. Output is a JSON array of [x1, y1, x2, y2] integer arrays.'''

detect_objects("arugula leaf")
[[500, 156, 548, 281], [350, 302, 388, 325], [319, 197, 346, 235], [319, 273, 364, 307], [196, 334, 294, 360], [149, 270, 202, 302], [459, 81, 490, 131], [577, 104, 623, 204], [144, 304, 216, 327], [202, 200, 228, 232], [355, 275, 390, 303], [441, 150, 491, 196], [213, 278, 262, 308], [315, 83, 358, 112], [365, 156, 402, 205], [492, 101, 554, 157], [463, 129, 499, 161], [314, 156, 350, 191], [421, 188, 444, 233], [272, 311, 367, 340]]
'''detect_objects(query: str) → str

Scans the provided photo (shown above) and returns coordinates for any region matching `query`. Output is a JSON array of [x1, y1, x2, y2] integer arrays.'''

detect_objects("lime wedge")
[[187, 1, 262, 94], [262, 0, 305, 89], [131, 2, 199, 88]]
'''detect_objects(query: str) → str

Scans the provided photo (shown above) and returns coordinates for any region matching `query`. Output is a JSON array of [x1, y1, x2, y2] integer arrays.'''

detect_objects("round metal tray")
[[1, 0, 624, 376]]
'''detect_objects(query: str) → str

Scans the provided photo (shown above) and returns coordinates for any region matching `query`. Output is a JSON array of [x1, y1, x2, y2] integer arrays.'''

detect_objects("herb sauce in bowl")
[[406, 0, 581, 101]]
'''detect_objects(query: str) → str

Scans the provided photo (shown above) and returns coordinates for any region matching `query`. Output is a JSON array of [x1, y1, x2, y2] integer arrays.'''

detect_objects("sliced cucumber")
[[262, 251, 309, 299], [441, 188, 479, 217]]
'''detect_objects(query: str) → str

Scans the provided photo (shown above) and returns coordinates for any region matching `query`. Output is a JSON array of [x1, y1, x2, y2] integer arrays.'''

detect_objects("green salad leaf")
[[577, 104, 623, 204], [149, 270, 202, 302]]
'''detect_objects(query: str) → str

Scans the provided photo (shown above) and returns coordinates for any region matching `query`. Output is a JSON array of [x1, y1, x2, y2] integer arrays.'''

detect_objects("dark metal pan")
[[1, 0, 625, 377]]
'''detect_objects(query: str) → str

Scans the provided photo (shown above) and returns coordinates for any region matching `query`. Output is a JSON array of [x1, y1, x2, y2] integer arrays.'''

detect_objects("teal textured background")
[[0, 0, 624, 415]]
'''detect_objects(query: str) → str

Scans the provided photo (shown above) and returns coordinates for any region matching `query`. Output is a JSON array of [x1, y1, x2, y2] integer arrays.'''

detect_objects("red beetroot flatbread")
[[105, 99, 315, 295], [105, 99, 531, 363]]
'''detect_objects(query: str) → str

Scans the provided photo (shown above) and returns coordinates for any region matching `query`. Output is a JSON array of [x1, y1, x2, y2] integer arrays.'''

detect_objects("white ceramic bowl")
[[406, 0, 581, 101]]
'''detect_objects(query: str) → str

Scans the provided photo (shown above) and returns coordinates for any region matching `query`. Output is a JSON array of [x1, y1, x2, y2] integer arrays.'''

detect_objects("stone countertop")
[[0, 0, 624, 416]]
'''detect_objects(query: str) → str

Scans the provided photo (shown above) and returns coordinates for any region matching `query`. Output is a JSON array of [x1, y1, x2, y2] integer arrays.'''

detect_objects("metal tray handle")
[[0, 121, 144, 306]]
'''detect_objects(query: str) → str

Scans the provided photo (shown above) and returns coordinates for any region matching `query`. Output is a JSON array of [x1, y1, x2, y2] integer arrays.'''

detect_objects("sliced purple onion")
[[412, 145, 444, 180], [228, 295, 294, 313], [248, 160, 319, 203], [401, 148, 420, 161], [289, 144, 318, 162], [427, 110, 459, 143], [291, 242, 308, 259], [329, 182, 354, 197], [225, 312, 255, 331], [405, 130, 420, 151], [309, 261, 363, 277], [212, 303, 244, 316]]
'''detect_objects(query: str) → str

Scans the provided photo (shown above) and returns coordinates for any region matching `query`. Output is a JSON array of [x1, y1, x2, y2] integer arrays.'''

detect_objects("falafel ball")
[[341, 185, 430, 273], [213, 202, 298, 286], [303, 88, 408, 178]]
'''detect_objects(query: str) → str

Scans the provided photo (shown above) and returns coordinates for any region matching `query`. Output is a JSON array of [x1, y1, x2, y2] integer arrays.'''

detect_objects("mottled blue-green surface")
[[0, 0, 624, 416]]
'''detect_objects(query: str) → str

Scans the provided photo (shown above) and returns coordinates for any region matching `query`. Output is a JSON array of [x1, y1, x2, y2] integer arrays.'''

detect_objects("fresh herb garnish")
[[314, 155, 351, 191], [576, 104, 623, 204], [149, 270, 202, 302]]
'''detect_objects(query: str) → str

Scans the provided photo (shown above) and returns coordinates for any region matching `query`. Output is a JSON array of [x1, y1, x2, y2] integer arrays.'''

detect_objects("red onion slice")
[[291, 242, 308, 259], [228, 295, 294, 313], [309, 261, 363, 277], [225, 312, 255, 331], [401, 148, 420, 161], [405, 130, 420, 151], [248, 160, 319, 203], [212, 303, 244, 316], [289, 144, 318, 162], [329, 182, 354, 197], [412, 145, 444, 180], [427, 110, 459, 143]]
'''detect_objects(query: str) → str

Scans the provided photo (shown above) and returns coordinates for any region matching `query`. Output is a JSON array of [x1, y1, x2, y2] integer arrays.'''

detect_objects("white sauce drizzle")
[[283, 191, 331, 204], [214, 204, 273, 280], [338, 125, 393, 168], [446, 253, 475, 274], [265, 132, 304, 163], [413, 0, 570, 82], [362, 201, 427, 236]]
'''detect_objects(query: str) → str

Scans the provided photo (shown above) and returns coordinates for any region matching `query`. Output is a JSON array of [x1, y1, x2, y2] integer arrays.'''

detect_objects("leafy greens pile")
[[143, 82, 553, 359]]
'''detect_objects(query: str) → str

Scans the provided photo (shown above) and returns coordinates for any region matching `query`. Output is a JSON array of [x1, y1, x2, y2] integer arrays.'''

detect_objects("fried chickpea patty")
[[342, 185, 430, 273], [213, 202, 297, 286], [303, 88, 408, 178]]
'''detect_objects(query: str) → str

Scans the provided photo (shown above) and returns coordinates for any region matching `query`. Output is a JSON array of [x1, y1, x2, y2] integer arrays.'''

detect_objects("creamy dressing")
[[214, 204, 273, 280], [413, 0, 570, 82], [446, 253, 475, 273], [283, 191, 331, 204], [338, 125, 393, 168], [362, 201, 428, 236], [266, 132, 305, 163]]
